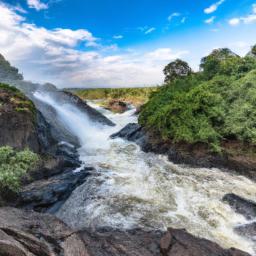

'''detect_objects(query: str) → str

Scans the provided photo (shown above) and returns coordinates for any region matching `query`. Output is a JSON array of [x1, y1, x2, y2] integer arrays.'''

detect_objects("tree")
[[200, 48, 240, 79], [163, 59, 192, 83], [251, 45, 256, 56]]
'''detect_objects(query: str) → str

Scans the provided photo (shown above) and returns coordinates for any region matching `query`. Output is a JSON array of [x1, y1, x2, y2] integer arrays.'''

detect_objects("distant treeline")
[[67, 87, 158, 105]]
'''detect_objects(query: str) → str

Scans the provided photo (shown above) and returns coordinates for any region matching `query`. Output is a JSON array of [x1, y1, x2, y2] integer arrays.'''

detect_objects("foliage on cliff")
[[0, 83, 36, 115], [139, 47, 256, 151], [0, 146, 39, 191]]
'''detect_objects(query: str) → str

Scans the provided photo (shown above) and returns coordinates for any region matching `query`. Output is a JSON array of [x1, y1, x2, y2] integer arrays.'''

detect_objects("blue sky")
[[0, 0, 256, 88]]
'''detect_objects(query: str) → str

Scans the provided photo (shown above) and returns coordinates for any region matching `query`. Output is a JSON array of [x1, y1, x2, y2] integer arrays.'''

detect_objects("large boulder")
[[0, 207, 88, 256], [159, 228, 250, 256], [18, 167, 93, 213], [78, 227, 250, 256]]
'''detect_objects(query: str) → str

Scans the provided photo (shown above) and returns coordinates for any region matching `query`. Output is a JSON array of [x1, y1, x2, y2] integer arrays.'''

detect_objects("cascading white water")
[[34, 91, 256, 255]]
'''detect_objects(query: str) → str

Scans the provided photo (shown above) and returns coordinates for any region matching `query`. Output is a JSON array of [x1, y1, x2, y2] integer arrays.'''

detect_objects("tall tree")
[[163, 59, 192, 83]]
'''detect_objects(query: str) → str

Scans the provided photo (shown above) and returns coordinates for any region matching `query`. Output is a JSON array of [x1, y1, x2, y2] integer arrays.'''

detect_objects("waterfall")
[[33, 90, 256, 255]]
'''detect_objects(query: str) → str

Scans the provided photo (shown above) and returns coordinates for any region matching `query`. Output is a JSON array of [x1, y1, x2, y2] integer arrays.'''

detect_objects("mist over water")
[[34, 91, 256, 255]]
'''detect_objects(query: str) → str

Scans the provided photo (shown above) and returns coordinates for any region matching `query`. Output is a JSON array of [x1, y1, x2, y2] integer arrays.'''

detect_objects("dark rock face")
[[60, 91, 115, 126], [18, 167, 93, 213], [36, 110, 57, 153], [0, 85, 40, 152], [223, 193, 256, 242], [159, 228, 250, 256], [79, 227, 163, 256], [222, 194, 256, 220], [111, 123, 256, 180], [78, 227, 250, 256], [0, 207, 88, 256]]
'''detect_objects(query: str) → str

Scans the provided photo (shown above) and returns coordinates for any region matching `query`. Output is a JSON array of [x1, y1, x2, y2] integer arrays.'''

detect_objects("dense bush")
[[139, 47, 256, 151], [0, 146, 39, 191]]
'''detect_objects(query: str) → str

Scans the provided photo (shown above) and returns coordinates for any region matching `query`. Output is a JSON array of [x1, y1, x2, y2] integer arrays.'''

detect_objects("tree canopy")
[[163, 59, 192, 83]]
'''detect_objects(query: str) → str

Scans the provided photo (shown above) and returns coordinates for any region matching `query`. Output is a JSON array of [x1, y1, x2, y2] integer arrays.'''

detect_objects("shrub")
[[0, 146, 39, 192]]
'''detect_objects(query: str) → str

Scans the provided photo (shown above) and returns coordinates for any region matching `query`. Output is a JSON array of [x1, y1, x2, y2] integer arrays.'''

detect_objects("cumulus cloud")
[[0, 2, 188, 88], [204, 0, 225, 14], [228, 4, 256, 26], [27, 0, 48, 11]]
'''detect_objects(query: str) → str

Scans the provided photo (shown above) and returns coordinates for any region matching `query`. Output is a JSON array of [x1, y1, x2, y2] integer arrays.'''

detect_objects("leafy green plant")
[[0, 146, 39, 192]]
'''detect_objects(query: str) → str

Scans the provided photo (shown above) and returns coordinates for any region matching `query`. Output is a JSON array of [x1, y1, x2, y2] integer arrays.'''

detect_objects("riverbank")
[[111, 123, 256, 180]]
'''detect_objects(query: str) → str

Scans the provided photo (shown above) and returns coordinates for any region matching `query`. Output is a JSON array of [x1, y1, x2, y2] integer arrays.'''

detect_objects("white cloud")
[[113, 35, 123, 39], [228, 4, 256, 26], [204, 0, 225, 14], [27, 0, 48, 11], [144, 27, 156, 34], [167, 12, 180, 21], [229, 18, 240, 26], [205, 16, 216, 24], [0, 2, 188, 88]]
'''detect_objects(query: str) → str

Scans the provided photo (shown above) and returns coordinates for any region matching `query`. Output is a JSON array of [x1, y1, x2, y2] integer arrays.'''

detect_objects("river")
[[33, 92, 256, 255]]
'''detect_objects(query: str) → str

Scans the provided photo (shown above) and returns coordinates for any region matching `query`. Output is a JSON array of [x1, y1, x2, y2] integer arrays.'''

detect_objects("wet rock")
[[77, 227, 250, 256], [78, 227, 163, 256], [60, 91, 115, 126], [18, 167, 93, 213], [105, 99, 129, 113], [222, 193, 256, 220], [36, 110, 57, 153], [160, 228, 250, 256], [235, 222, 256, 241], [111, 123, 142, 140], [0, 207, 88, 256]]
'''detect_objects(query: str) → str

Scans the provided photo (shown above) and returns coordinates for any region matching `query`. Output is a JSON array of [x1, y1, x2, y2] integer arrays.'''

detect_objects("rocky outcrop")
[[18, 166, 93, 213], [159, 228, 250, 256], [104, 99, 129, 113], [0, 83, 40, 152], [0, 207, 88, 256], [78, 227, 250, 256], [111, 123, 256, 180], [58, 91, 115, 126], [222, 194, 256, 242], [222, 194, 256, 220]]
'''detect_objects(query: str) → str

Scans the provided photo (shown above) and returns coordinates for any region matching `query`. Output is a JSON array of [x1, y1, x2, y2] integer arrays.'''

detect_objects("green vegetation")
[[163, 59, 192, 83], [139, 47, 256, 152], [0, 146, 39, 192], [0, 83, 36, 115], [69, 87, 157, 106]]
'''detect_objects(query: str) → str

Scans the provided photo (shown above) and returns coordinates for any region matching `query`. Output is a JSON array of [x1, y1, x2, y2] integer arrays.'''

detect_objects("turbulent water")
[[34, 92, 256, 255]]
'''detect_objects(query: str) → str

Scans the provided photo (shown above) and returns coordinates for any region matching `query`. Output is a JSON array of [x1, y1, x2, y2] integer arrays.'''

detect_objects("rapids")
[[34, 92, 256, 255]]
